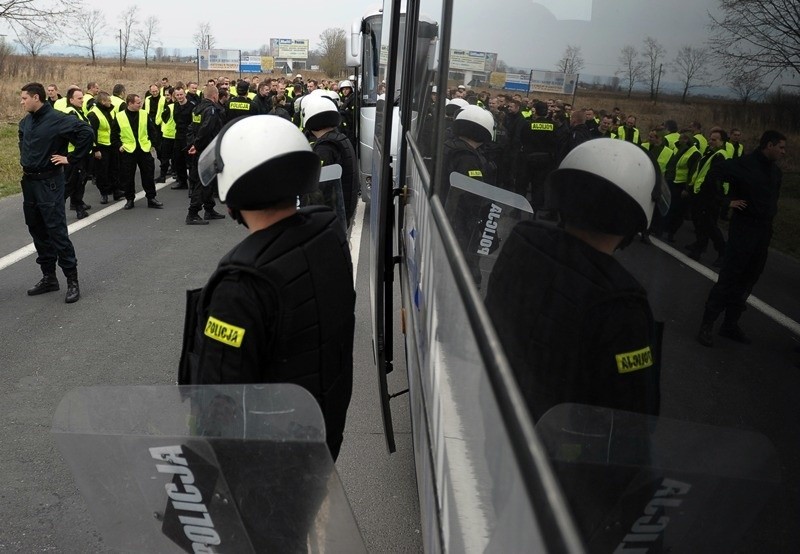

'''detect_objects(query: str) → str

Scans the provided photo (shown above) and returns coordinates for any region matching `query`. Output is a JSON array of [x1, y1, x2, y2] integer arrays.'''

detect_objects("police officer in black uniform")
[[441, 105, 498, 286], [485, 139, 665, 420], [19, 82, 94, 303], [225, 80, 257, 124], [302, 95, 358, 229], [170, 86, 196, 191], [185, 84, 226, 224], [517, 100, 564, 207], [180, 115, 355, 461]]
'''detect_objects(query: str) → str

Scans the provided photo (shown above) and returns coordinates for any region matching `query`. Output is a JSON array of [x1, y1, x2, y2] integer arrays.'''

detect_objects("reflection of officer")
[[181, 116, 355, 461], [442, 105, 497, 286], [517, 101, 563, 207], [485, 140, 662, 420]]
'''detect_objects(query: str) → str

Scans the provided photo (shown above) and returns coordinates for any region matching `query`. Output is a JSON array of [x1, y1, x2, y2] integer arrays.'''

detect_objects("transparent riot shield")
[[535, 403, 780, 552], [443, 172, 534, 290], [52, 384, 365, 553]]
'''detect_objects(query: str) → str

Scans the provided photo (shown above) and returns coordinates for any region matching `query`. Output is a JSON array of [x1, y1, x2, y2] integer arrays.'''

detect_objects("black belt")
[[22, 168, 61, 181]]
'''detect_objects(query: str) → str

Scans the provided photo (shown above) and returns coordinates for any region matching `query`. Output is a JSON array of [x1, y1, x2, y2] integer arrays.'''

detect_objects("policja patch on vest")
[[204, 316, 245, 348], [615, 346, 653, 374]]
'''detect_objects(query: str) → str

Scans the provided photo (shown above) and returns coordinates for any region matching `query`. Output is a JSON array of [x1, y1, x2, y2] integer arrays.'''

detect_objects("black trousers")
[[173, 138, 189, 186], [21, 172, 78, 275], [120, 148, 156, 201], [703, 218, 772, 326], [63, 161, 86, 208], [690, 197, 725, 254], [159, 137, 174, 177], [188, 153, 215, 214], [93, 146, 113, 194]]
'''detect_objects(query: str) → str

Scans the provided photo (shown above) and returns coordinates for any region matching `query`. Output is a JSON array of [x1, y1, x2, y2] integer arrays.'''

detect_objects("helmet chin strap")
[[228, 207, 247, 228]]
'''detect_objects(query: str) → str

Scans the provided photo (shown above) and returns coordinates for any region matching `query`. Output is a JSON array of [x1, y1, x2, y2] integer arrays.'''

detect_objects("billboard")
[[270, 38, 309, 59], [197, 49, 240, 72], [240, 55, 261, 73], [450, 50, 497, 73], [500, 70, 578, 95]]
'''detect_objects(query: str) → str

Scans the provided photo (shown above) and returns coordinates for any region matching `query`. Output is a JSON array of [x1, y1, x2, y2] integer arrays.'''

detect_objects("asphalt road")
[[1, 174, 799, 552], [0, 178, 421, 553]]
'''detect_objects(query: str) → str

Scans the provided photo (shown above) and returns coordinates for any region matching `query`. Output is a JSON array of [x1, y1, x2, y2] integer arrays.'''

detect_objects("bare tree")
[[14, 24, 54, 57], [318, 28, 346, 77], [729, 66, 768, 104], [708, 0, 800, 86], [154, 46, 165, 61], [0, 0, 68, 31], [642, 36, 666, 100], [135, 16, 159, 67], [259, 43, 270, 56], [172, 48, 181, 61], [672, 45, 708, 103], [73, 9, 105, 65], [616, 45, 646, 98], [118, 6, 137, 65], [556, 44, 584, 75], [193, 22, 215, 50]]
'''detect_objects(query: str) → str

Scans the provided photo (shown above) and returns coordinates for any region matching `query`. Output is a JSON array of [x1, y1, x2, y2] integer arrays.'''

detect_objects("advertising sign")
[[450, 50, 497, 73], [270, 38, 309, 59], [197, 49, 240, 72], [240, 55, 261, 73], [501, 70, 578, 94]]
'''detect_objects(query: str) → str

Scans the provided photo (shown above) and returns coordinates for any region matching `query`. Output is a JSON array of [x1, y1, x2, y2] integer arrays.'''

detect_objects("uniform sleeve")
[[582, 296, 659, 416], [193, 274, 275, 384], [61, 115, 94, 163], [314, 142, 339, 166]]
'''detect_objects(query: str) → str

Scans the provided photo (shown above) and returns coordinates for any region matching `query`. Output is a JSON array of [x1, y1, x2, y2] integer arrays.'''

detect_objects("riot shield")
[[535, 403, 780, 552], [52, 384, 365, 553], [443, 172, 534, 290]]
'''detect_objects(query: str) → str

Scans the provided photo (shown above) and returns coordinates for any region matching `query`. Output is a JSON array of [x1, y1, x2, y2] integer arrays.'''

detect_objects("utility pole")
[[118, 29, 122, 70], [654, 63, 663, 102]]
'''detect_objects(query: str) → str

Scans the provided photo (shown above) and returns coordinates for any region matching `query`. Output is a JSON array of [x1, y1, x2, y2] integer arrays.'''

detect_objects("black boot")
[[27, 274, 59, 296], [155, 175, 167, 184], [65, 273, 80, 304]]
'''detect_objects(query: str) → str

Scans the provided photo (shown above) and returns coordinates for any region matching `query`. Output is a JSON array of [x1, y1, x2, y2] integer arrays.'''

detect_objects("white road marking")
[[0, 181, 172, 272], [652, 238, 800, 336]]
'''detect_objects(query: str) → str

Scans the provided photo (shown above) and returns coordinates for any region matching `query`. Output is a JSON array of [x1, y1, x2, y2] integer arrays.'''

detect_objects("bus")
[[351, 0, 793, 552]]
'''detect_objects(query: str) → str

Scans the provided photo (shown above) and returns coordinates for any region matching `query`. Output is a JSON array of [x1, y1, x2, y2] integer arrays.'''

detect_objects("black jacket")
[[187, 98, 224, 153], [172, 99, 196, 142], [187, 207, 355, 459], [722, 149, 782, 223], [19, 102, 93, 171], [485, 222, 660, 420]]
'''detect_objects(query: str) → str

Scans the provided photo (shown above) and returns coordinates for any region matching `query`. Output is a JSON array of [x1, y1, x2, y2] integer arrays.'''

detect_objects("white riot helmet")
[[454, 105, 494, 144], [445, 97, 469, 119], [546, 139, 670, 236], [199, 115, 320, 212], [302, 94, 341, 132], [321, 90, 341, 104], [338, 79, 353, 90]]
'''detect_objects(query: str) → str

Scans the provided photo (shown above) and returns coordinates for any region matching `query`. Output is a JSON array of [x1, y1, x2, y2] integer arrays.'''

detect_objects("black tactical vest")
[[314, 131, 358, 223], [183, 207, 355, 454]]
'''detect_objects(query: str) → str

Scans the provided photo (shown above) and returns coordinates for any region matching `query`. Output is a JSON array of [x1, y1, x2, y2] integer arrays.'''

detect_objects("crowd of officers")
[[44, 73, 358, 227], [440, 85, 749, 266]]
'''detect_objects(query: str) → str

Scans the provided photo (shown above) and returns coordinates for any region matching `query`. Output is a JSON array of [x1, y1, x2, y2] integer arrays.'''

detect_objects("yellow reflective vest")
[[90, 105, 114, 146], [161, 103, 176, 139], [692, 149, 726, 194], [674, 146, 699, 185], [116, 110, 151, 153]]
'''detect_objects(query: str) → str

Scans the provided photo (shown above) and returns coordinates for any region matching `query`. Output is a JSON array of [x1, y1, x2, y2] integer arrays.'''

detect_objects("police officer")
[[185, 85, 226, 225], [664, 129, 701, 242], [687, 129, 727, 264], [517, 101, 563, 207], [338, 80, 356, 147], [86, 91, 121, 204], [301, 95, 357, 229], [697, 131, 787, 347], [441, 105, 497, 285], [485, 139, 664, 420], [61, 87, 93, 219], [170, 86, 195, 191], [19, 82, 94, 303], [114, 94, 163, 210], [181, 115, 355, 461], [226, 80, 257, 123]]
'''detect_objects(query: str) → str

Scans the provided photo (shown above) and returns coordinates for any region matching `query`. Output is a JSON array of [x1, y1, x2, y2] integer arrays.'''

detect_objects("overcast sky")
[[1, 0, 734, 79]]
